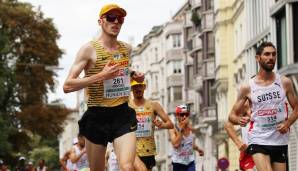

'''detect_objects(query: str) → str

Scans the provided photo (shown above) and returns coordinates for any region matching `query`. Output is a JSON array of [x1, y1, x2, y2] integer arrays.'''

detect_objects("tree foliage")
[[0, 0, 71, 165]]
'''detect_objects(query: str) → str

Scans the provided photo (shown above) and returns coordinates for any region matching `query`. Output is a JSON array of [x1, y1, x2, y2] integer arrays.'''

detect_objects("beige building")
[[214, 0, 247, 170]]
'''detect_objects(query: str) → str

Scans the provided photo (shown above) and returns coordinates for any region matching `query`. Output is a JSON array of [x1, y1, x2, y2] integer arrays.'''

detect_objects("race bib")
[[104, 68, 130, 98], [257, 105, 286, 131], [136, 114, 153, 138]]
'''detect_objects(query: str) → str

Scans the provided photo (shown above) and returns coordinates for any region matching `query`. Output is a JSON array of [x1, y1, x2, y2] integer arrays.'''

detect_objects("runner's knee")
[[120, 162, 134, 171]]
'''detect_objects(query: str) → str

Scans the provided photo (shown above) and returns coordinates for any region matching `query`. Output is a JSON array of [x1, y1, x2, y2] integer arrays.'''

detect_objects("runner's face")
[[177, 113, 189, 122], [99, 10, 124, 37], [132, 84, 145, 99], [257, 46, 276, 72]]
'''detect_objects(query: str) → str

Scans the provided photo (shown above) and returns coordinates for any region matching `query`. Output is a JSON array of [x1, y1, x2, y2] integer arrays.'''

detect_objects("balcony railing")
[[202, 106, 216, 123]]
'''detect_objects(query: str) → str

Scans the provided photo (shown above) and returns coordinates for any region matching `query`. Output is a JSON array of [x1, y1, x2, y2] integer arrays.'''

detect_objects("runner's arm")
[[193, 139, 204, 156], [224, 121, 247, 151], [278, 76, 298, 133], [69, 148, 86, 163], [168, 128, 183, 148], [229, 85, 251, 126], [152, 101, 174, 129], [63, 42, 120, 93], [59, 156, 68, 171]]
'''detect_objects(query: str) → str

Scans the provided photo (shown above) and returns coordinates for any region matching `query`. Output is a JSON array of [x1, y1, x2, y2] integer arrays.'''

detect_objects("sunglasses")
[[103, 14, 124, 24], [178, 113, 190, 117]]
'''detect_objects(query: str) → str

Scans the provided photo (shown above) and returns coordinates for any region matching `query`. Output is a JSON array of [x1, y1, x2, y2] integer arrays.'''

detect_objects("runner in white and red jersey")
[[228, 42, 298, 171]]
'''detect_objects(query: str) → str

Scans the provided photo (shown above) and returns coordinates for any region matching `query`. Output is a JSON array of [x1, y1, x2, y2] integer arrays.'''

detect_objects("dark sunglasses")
[[103, 14, 124, 24], [179, 113, 190, 117]]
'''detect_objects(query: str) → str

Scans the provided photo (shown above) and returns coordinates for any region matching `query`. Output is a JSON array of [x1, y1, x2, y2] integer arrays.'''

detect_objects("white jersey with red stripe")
[[248, 74, 289, 145]]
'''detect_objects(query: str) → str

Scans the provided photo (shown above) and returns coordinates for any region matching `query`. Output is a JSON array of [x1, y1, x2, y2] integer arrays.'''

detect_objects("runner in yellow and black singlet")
[[63, 3, 144, 171], [129, 80, 173, 171]]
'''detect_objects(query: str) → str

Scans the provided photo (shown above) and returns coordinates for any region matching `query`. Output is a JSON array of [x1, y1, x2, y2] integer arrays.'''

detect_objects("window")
[[167, 87, 171, 102], [204, 79, 216, 106], [172, 34, 181, 48], [293, 3, 298, 63], [186, 65, 194, 87], [207, 32, 214, 53], [155, 75, 158, 91], [173, 60, 182, 74], [203, 0, 213, 11], [194, 51, 203, 74], [173, 86, 182, 101], [155, 47, 158, 62], [276, 8, 287, 69]]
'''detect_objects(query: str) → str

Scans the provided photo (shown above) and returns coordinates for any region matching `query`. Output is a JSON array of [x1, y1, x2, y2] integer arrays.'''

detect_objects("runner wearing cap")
[[129, 80, 174, 171], [168, 105, 204, 171], [63, 3, 144, 171]]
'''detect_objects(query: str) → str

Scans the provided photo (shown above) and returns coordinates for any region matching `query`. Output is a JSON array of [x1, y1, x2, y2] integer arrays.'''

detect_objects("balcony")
[[193, 75, 203, 91], [202, 106, 216, 124], [201, 11, 214, 32], [190, 0, 202, 9], [167, 75, 183, 87], [166, 49, 184, 62], [203, 59, 215, 79]]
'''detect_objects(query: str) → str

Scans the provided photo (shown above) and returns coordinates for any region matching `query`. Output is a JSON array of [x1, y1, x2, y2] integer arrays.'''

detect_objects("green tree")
[[0, 0, 70, 166]]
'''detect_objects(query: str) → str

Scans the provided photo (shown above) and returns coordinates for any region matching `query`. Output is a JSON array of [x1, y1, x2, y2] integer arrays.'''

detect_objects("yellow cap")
[[131, 80, 146, 87], [99, 3, 126, 17]]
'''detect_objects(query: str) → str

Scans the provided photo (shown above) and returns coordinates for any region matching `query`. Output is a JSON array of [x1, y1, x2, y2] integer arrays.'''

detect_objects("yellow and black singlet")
[[129, 100, 157, 156], [85, 40, 130, 107]]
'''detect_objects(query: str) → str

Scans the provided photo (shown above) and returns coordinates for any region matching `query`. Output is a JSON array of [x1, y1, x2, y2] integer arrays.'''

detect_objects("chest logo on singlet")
[[113, 53, 123, 60]]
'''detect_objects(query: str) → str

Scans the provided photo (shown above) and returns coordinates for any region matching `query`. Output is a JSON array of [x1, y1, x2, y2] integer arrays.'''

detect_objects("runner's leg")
[[272, 162, 286, 171], [134, 156, 148, 171], [114, 132, 136, 171], [85, 138, 106, 171], [252, 153, 273, 171]]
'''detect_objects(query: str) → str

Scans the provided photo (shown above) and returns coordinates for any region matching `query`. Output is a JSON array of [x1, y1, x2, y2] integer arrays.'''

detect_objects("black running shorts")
[[139, 155, 156, 170], [78, 103, 137, 146], [247, 144, 288, 163]]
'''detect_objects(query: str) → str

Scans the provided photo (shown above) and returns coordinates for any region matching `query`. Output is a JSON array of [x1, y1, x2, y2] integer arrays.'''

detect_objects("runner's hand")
[[198, 149, 204, 156], [179, 117, 189, 129], [153, 118, 163, 128], [277, 121, 290, 134], [131, 71, 144, 83], [237, 143, 248, 152], [101, 60, 121, 80], [239, 116, 250, 127]]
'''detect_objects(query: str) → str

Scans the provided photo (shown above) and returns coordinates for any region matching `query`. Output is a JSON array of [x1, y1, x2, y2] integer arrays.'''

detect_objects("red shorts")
[[239, 151, 255, 170]]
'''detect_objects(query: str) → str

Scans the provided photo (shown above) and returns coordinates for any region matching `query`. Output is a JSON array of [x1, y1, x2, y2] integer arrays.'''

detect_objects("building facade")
[[214, 0, 247, 170]]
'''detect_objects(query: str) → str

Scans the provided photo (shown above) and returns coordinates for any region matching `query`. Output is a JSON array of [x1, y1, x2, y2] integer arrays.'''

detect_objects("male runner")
[[229, 42, 298, 171], [169, 105, 204, 171], [69, 134, 89, 170], [129, 80, 174, 171], [63, 3, 144, 171]]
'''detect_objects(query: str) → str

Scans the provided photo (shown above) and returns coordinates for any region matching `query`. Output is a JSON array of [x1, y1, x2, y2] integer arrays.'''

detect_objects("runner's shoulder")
[[119, 41, 132, 53], [238, 84, 251, 95], [77, 42, 96, 59], [280, 75, 292, 90]]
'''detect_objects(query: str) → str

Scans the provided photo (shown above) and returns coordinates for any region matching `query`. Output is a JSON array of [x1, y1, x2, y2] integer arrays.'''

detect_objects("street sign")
[[217, 157, 229, 170]]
